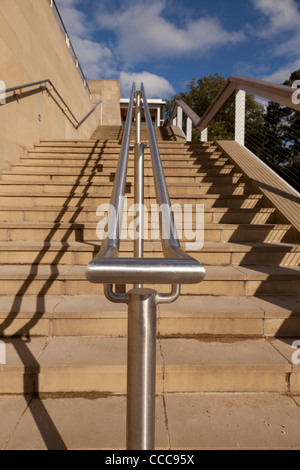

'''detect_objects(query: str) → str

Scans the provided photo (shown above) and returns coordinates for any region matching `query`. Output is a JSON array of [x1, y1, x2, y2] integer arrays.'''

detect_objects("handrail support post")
[[177, 106, 183, 131], [235, 89, 246, 146], [201, 128, 208, 142], [186, 117, 192, 142], [126, 288, 157, 450]]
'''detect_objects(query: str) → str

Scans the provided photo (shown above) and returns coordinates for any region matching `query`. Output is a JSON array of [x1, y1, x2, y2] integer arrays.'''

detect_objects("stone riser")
[[2, 173, 245, 185], [0, 225, 293, 243], [0, 337, 298, 395], [0, 247, 300, 266], [0, 293, 299, 339], [0, 195, 264, 209], [9, 165, 237, 176], [1, 315, 299, 339], [0, 184, 255, 197], [0, 276, 298, 296], [16, 161, 233, 174], [0, 208, 277, 225], [0, 365, 294, 395]]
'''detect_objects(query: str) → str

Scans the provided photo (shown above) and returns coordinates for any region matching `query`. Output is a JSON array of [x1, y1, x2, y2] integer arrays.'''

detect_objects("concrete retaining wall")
[[0, 0, 100, 172]]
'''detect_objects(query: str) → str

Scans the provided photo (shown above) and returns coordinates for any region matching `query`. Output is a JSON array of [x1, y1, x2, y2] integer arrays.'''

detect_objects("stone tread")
[[0, 337, 299, 398], [1, 393, 300, 449], [0, 240, 298, 252], [0, 264, 299, 280], [0, 294, 299, 318]]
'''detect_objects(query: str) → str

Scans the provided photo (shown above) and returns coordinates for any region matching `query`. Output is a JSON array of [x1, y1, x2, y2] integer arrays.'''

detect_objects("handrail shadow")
[[0, 139, 108, 449]]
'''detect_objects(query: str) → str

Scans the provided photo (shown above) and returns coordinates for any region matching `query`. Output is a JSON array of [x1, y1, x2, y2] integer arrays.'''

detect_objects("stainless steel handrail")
[[86, 84, 205, 286], [49, 0, 91, 93], [85, 83, 205, 451], [0, 79, 102, 129]]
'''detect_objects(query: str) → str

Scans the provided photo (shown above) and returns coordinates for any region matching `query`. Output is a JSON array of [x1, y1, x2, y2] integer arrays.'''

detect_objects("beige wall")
[[88, 79, 122, 126], [0, 0, 101, 172]]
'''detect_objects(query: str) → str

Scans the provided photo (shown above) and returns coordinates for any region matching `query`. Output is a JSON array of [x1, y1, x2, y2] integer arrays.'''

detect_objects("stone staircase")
[[0, 125, 300, 450], [91, 124, 177, 141]]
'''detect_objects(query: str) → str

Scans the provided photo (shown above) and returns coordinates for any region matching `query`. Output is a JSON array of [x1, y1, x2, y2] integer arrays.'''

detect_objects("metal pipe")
[[86, 83, 205, 286], [134, 90, 144, 259], [126, 288, 157, 450], [87, 256, 204, 285], [1, 79, 101, 129], [98, 83, 136, 260], [48, 0, 91, 93], [75, 100, 102, 129], [141, 83, 179, 253], [134, 91, 144, 288]]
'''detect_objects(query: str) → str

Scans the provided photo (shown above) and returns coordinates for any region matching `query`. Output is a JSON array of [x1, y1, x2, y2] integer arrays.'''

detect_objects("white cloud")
[[97, 1, 244, 63], [56, 0, 90, 38], [120, 71, 175, 98], [251, 0, 300, 79], [55, 0, 116, 79], [252, 0, 300, 37], [262, 59, 300, 83], [72, 37, 116, 78]]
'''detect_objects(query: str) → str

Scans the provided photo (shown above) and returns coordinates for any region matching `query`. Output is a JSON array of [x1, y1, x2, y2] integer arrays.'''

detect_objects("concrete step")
[[0, 241, 298, 267], [10, 161, 236, 172], [0, 193, 265, 209], [0, 265, 298, 296], [0, 337, 298, 395], [1, 392, 300, 449], [0, 181, 255, 198], [18, 156, 230, 168], [34, 141, 184, 150], [24, 148, 202, 158], [0, 222, 293, 243], [0, 207, 277, 225], [8, 163, 226, 176], [1, 171, 246, 185], [0, 294, 299, 338]]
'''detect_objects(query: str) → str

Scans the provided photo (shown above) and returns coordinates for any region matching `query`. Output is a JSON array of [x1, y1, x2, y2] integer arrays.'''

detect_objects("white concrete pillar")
[[201, 128, 208, 142], [157, 107, 161, 127], [177, 106, 183, 130], [235, 89, 246, 146], [186, 117, 192, 142]]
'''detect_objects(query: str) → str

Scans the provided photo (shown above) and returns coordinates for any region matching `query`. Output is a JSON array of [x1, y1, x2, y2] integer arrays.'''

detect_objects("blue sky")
[[56, 0, 300, 97]]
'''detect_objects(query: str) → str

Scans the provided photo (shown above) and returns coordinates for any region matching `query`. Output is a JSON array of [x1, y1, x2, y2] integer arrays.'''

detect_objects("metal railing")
[[0, 79, 102, 129], [85, 83, 205, 450], [49, 0, 90, 93], [171, 76, 300, 144], [170, 76, 300, 232]]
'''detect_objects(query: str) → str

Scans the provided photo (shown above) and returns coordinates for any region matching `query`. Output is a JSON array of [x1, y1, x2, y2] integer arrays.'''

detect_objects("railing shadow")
[[186, 142, 300, 338], [0, 138, 109, 450]]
